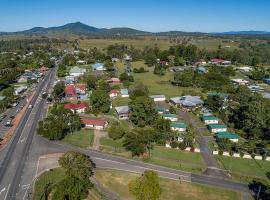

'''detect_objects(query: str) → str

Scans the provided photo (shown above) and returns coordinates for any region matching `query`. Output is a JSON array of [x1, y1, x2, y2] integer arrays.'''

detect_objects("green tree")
[[108, 122, 126, 140], [90, 89, 110, 113], [52, 81, 65, 102], [153, 118, 172, 144], [129, 82, 149, 100], [124, 127, 155, 157], [128, 170, 161, 200], [129, 96, 158, 127]]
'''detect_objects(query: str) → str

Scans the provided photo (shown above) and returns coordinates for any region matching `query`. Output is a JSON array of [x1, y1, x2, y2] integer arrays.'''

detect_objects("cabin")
[[170, 122, 187, 132], [115, 106, 129, 120], [208, 124, 227, 133], [120, 89, 129, 98], [81, 118, 108, 130], [216, 132, 239, 143], [150, 95, 166, 102], [163, 114, 178, 122], [202, 116, 219, 125]]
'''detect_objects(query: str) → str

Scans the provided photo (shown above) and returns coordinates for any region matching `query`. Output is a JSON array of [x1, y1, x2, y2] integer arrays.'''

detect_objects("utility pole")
[[256, 185, 261, 200]]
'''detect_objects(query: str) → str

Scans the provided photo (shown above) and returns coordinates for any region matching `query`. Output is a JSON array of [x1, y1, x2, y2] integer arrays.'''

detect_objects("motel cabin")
[[216, 132, 239, 143], [202, 115, 219, 125], [163, 113, 178, 122], [150, 95, 166, 102], [208, 124, 227, 133], [170, 122, 187, 132]]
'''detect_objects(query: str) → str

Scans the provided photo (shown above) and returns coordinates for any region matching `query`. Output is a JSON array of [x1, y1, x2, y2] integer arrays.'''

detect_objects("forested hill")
[[1, 22, 270, 37]]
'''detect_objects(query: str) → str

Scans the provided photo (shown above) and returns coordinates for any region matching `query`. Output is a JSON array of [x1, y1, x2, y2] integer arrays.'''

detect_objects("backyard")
[[62, 129, 94, 148]]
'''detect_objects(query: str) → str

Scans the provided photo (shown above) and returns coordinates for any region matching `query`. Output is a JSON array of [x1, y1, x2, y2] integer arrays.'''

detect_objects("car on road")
[[12, 101, 19, 107], [5, 119, 12, 127], [28, 105, 33, 109]]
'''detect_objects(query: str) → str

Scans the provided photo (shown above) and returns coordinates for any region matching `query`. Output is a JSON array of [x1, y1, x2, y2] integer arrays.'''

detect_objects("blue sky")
[[0, 0, 270, 32]]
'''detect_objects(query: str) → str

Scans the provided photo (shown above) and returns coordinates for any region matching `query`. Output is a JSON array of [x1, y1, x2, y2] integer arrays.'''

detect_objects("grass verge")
[[62, 129, 94, 148]]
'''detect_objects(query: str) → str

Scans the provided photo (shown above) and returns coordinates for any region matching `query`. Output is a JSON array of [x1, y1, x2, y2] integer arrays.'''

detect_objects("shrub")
[[218, 150, 223, 155], [178, 142, 186, 150]]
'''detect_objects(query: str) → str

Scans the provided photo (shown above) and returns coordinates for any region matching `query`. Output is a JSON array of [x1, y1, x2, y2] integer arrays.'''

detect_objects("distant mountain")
[[1, 22, 270, 37], [211, 30, 270, 35]]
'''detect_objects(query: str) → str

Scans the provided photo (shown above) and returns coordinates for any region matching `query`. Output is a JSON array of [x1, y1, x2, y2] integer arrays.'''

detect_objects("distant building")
[[107, 78, 121, 85], [248, 85, 264, 93], [238, 66, 253, 72], [170, 96, 203, 110], [208, 124, 227, 133], [64, 102, 89, 113], [202, 116, 219, 125], [216, 132, 239, 143], [115, 106, 129, 120], [197, 66, 207, 74], [76, 60, 87, 65], [156, 107, 168, 114], [120, 89, 129, 98], [210, 58, 231, 66], [170, 122, 187, 132], [65, 75, 76, 84], [65, 84, 86, 100], [81, 118, 108, 130], [150, 95, 166, 102], [108, 89, 119, 98], [231, 79, 249, 86], [69, 66, 86, 77], [14, 86, 27, 95], [92, 63, 106, 71], [263, 78, 270, 84], [163, 114, 178, 122]]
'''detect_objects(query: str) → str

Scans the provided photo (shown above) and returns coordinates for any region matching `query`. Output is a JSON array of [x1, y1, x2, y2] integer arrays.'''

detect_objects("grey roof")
[[115, 106, 129, 114], [170, 96, 203, 107], [263, 92, 270, 99]]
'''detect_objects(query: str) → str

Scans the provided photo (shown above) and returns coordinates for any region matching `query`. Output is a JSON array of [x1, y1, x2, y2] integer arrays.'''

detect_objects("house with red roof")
[[64, 102, 89, 113], [65, 85, 78, 100], [210, 58, 231, 66], [81, 118, 108, 130], [74, 83, 86, 94], [108, 89, 119, 98], [107, 78, 121, 85]]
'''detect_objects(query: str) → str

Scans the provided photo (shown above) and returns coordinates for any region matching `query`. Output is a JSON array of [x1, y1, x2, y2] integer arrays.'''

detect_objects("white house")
[[150, 95, 166, 102], [81, 118, 108, 130], [69, 66, 86, 77], [231, 79, 249, 86], [163, 114, 178, 122], [92, 63, 106, 71], [115, 106, 129, 120], [120, 89, 129, 98], [14, 86, 27, 95]]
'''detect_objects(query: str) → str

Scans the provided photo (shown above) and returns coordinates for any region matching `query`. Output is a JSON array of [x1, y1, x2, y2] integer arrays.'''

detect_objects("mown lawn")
[[133, 71, 203, 98], [95, 169, 242, 200], [33, 168, 102, 200], [112, 97, 130, 107], [216, 156, 270, 183], [62, 129, 94, 148], [100, 137, 206, 173]]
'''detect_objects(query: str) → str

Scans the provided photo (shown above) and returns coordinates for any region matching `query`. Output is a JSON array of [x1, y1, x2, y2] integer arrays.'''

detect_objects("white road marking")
[[4, 184, 10, 200]]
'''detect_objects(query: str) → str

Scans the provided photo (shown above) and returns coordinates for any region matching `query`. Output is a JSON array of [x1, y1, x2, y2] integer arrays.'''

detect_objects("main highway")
[[0, 66, 251, 199]]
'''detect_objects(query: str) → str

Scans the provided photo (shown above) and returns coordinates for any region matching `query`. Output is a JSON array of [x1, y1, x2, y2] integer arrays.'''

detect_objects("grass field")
[[191, 38, 240, 51], [100, 137, 206, 173], [216, 156, 270, 183], [133, 71, 203, 98], [95, 169, 242, 200], [112, 97, 130, 107], [33, 168, 102, 200], [79, 38, 171, 50], [62, 129, 94, 148]]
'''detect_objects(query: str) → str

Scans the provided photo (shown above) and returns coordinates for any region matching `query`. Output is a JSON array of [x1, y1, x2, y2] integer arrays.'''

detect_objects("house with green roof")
[[171, 122, 187, 132], [69, 66, 86, 77], [202, 115, 219, 125], [208, 124, 227, 133], [163, 113, 178, 122], [216, 132, 239, 142]]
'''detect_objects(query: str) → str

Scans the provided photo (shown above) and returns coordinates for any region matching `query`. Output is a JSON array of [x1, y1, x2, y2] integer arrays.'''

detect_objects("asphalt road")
[[0, 68, 56, 200]]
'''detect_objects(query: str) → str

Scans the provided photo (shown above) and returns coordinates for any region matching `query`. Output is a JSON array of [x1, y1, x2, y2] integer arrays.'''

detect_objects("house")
[[170, 66, 190, 73], [65, 85, 78, 100], [65, 75, 76, 84], [197, 66, 207, 74], [64, 102, 89, 113], [170, 96, 203, 109], [163, 114, 178, 122], [74, 83, 86, 94], [263, 92, 270, 100], [263, 78, 270, 84], [124, 54, 132, 61], [156, 107, 168, 114], [195, 60, 207, 66], [202, 116, 219, 125], [170, 122, 187, 132], [238, 66, 253, 72], [120, 89, 129, 98], [14, 86, 27, 95], [107, 78, 121, 85], [17, 76, 28, 83], [81, 118, 108, 130], [76, 60, 87, 65], [248, 85, 264, 93], [216, 132, 239, 142], [92, 63, 106, 71], [231, 79, 249, 86], [210, 58, 231, 65], [208, 124, 227, 133], [115, 106, 129, 119], [69, 66, 86, 77], [150, 95, 166, 102], [108, 90, 119, 98]]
